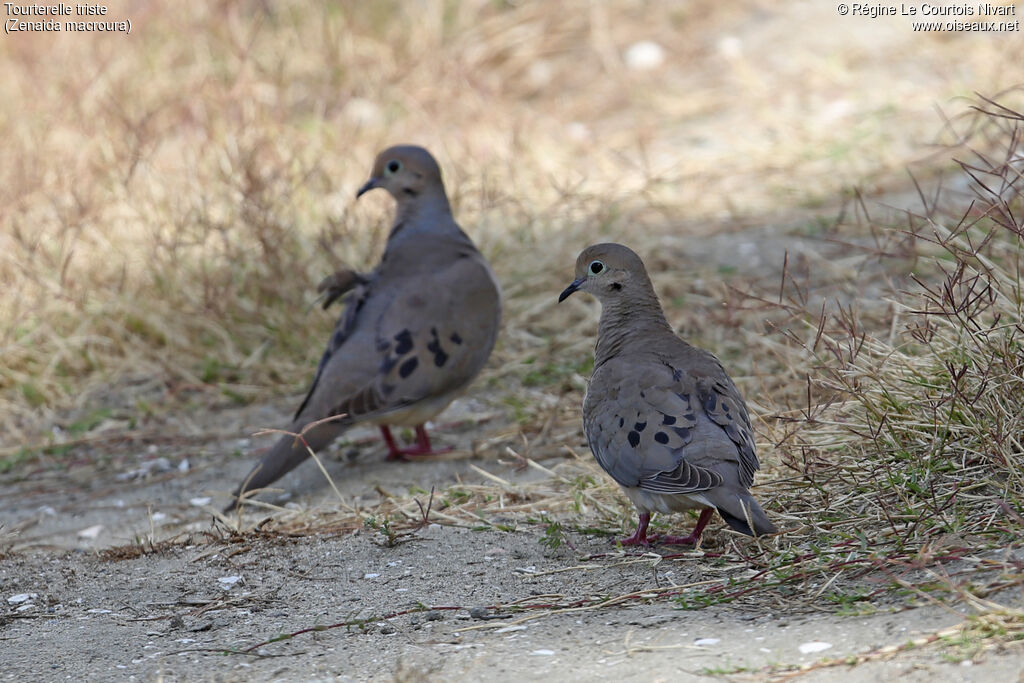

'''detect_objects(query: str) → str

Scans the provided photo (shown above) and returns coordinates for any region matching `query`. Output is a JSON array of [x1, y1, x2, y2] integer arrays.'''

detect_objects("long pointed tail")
[[715, 494, 777, 537], [226, 420, 346, 511]]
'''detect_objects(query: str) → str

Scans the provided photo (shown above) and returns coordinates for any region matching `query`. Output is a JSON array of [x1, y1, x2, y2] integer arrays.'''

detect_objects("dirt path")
[[3, 524, 1020, 682], [4, 222, 1023, 682]]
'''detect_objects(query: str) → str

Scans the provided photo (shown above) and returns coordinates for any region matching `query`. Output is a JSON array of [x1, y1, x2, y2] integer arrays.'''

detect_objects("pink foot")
[[618, 513, 652, 546], [618, 509, 714, 547], [652, 509, 714, 546], [381, 425, 453, 461]]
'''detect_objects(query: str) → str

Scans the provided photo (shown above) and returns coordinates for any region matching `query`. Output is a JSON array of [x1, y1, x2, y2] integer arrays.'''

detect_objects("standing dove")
[[229, 145, 501, 509], [558, 243, 776, 545]]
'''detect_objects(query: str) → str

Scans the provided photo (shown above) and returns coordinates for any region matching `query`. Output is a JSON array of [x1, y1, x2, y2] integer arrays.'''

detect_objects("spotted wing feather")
[[694, 371, 759, 488], [303, 252, 500, 426], [584, 365, 723, 495]]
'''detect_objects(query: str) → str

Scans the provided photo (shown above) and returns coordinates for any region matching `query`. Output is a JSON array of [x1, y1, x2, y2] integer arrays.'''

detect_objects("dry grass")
[[2, 1, 1019, 434], [3, 1, 1024, 655]]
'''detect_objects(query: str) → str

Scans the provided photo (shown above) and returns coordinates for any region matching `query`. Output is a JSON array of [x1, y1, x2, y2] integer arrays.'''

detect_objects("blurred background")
[[5, 4, 1024, 675], [1, 0, 1021, 497]]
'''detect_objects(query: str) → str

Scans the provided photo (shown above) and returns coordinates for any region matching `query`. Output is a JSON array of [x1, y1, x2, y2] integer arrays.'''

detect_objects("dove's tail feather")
[[226, 420, 347, 511], [716, 495, 777, 537]]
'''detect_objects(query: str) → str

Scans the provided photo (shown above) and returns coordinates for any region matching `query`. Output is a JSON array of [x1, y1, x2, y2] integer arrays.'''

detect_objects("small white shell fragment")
[[694, 638, 720, 646], [78, 524, 104, 539], [189, 497, 211, 507], [217, 576, 242, 588], [8, 593, 37, 604], [799, 641, 833, 654], [495, 625, 528, 634], [364, 573, 380, 579], [530, 649, 556, 656], [624, 40, 665, 71]]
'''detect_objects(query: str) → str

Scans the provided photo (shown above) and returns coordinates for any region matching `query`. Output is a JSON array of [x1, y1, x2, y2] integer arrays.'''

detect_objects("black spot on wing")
[[627, 431, 640, 448], [654, 431, 669, 444], [661, 414, 676, 425], [618, 417, 625, 429], [703, 391, 718, 412], [394, 330, 414, 355], [673, 426, 691, 441], [450, 332, 463, 345], [426, 327, 449, 368], [399, 357, 419, 379]]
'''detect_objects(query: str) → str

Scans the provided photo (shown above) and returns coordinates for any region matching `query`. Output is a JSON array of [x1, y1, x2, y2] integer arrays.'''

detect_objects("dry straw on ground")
[[2, 0, 1024, 658]]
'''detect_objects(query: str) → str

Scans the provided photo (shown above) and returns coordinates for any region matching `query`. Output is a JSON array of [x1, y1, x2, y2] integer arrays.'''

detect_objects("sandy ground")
[[5, 430, 1024, 683], [4, 220, 1024, 682]]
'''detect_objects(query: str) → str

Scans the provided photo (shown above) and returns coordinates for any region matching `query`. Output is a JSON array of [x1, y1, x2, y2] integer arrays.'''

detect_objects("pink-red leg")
[[381, 425, 453, 461], [619, 512, 652, 546], [653, 508, 714, 546]]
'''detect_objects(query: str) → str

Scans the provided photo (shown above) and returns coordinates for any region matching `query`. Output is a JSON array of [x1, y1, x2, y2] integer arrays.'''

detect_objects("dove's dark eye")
[[386, 160, 402, 174], [589, 260, 605, 275]]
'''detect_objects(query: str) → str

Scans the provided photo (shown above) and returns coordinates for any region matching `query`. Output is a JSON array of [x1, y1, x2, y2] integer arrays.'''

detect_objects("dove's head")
[[558, 243, 651, 303], [357, 145, 446, 201]]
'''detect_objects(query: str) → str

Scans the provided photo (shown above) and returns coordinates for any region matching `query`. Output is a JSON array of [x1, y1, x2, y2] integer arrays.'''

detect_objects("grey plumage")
[[559, 243, 776, 545], [229, 146, 501, 509]]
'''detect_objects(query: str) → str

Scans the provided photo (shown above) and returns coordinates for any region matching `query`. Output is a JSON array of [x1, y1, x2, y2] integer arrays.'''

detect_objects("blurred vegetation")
[[2, 1, 1019, 440]]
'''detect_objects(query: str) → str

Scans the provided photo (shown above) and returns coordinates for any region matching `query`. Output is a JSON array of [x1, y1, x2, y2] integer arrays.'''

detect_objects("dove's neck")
[[383, 189, 476, 268], [393, 189, 454, 230], [595, 292, 673, 368]]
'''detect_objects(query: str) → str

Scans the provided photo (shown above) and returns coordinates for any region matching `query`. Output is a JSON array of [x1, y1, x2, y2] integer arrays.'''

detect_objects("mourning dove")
[[559, 243, 776, 545], [229, 145, 502, 509]]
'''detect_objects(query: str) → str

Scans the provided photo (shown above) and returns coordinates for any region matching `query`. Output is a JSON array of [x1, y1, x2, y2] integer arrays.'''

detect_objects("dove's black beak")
[[558, 278, 584, 303], [356, 177, 380, 198]]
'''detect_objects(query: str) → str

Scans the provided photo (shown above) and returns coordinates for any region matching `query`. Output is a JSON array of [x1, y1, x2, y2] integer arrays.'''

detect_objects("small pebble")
[[799, 641, 833, 654], [218, 576, 242, 588]]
